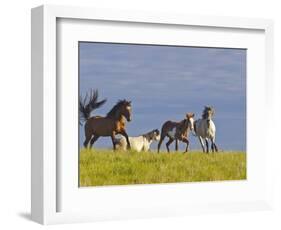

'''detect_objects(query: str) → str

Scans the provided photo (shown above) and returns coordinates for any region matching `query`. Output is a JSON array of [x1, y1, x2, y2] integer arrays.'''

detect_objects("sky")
[[79, 42, 246, 151]]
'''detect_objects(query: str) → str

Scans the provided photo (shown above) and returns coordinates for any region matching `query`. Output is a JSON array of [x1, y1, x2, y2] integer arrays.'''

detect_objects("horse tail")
[[79, 89, 107, 124]]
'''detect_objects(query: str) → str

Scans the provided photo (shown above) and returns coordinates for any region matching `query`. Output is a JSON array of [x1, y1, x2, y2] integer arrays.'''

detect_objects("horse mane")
[[202, 106, 214, 119], [179, 119, 187, 126], [176, 119, 190, 135], [106, 99, 131, 118]]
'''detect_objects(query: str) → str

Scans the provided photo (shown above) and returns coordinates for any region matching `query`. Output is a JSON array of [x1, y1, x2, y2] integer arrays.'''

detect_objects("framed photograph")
[[31, 5, 274, 225]]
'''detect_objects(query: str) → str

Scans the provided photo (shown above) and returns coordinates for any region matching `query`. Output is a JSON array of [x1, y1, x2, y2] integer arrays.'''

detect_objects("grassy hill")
[[79, 149, 246, 187]]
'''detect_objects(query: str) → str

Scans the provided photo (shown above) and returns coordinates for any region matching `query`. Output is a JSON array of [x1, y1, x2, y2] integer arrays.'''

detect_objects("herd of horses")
[[79, 89, 218, 153]]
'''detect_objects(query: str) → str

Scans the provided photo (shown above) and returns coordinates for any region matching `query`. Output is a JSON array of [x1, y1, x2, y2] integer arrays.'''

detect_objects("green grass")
[[79, 149, 246, 187]]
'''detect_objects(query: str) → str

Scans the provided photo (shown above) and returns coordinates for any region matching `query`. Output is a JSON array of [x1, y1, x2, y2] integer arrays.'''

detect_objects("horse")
[[157, 113, 195, 153], [194, 106, 218, 153], [115, 129, 160, 152], [79, 89, 132, 150]]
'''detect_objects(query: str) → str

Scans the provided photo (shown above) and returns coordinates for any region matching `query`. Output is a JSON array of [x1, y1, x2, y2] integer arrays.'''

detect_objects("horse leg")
[[211, 142, 214, 152], [214, 143, 218, 152], [211, 137, 218, 152], [166, 138, 174, 153], [210, 139, 215, 153], [111, 131, 116, 151], [90, 135, 99, 148], [157, 135, 165, 153], [83, 137, 91, 148], [120, 130, 131, 150], [181, 138, 189, 153], [83, 133, 92, 148], [183, 139, 189, 152], [205, 139, 209, 153], [83, 123, 92, 148], [175, 139, 179, 151], [178, 138, 189, 153], [198, 136, 205, 152]]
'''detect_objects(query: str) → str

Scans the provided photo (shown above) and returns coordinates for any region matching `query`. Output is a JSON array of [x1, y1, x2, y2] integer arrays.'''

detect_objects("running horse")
[[194, 106, 218, 153], [157, 113, 195, 153], [79, 89, 132, 150]]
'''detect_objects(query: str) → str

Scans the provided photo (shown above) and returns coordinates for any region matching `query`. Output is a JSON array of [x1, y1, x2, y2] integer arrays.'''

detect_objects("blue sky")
[[79, 42, 246, 151]]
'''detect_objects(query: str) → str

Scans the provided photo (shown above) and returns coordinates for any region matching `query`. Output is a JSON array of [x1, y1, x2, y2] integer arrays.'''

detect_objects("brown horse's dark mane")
[[177, 119, 190, 135], [106, 100, 131, 119]]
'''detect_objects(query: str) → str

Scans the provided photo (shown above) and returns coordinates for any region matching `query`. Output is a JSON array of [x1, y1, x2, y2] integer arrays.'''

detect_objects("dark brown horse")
[[157, 113, 195, 153], [79, 90, 132, 150]]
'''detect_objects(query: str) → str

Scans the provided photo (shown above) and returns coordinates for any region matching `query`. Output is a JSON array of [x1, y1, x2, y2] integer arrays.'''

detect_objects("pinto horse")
[[79, 90, 132, 150], [157, 113, 195, 153], [194, 106, 218, 153], [115, 129, 160, 152]]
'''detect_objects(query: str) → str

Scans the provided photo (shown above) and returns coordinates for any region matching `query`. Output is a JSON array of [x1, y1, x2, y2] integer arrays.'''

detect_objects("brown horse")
[[79, 90, 132, 150], [157, 113, 195, 153]]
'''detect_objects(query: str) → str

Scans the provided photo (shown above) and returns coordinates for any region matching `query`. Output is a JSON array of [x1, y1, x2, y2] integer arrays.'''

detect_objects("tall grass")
[[79, 149, 246, 187]]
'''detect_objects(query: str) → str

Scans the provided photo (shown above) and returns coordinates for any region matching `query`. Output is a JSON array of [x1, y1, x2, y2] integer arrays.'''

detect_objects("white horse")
[[194, 106, 218, 153], [115, 129, 160, 152]]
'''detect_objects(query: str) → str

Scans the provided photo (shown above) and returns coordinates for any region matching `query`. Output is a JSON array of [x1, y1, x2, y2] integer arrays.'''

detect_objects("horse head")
[[152, 129, 160, 141], [144, 129, 160, 142], [106, 99, 132, 122], [185, 112, 195, 132], [202, 106, 214, 120], [120, 100, 132, 122]]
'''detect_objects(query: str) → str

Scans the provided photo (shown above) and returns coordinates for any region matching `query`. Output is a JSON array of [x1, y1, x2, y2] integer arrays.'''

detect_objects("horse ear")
[[186, 113, 194, 118]]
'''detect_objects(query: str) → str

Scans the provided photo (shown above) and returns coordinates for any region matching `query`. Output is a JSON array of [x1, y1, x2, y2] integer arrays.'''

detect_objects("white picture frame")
[[31, 5, 274, 225]]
